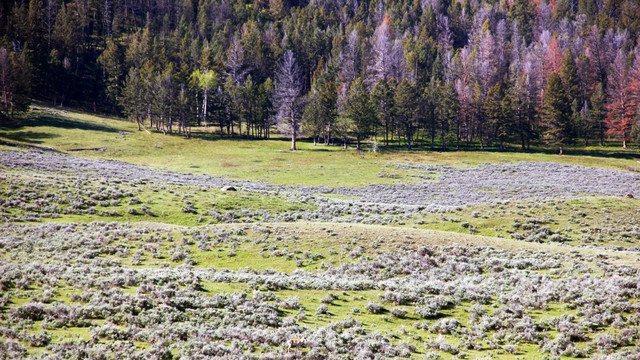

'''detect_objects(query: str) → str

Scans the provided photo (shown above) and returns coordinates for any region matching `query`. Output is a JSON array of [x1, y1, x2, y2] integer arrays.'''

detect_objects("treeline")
[[2, 0, 640, 148]]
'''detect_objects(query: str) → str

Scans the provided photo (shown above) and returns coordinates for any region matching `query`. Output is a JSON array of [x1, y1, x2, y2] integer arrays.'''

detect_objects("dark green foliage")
[[508, 0, 536, 44], [341, 77, 377, 149], [485, 83, 513, 150], [541, 73, 572, 145], [0, 48, 31, 122], [394, 80, 418, 150], [99, 40, 125, 114]]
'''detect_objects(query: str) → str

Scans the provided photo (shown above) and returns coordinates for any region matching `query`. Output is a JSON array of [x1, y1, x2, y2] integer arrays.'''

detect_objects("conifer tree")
[[371, 79, 395, 146], [541, 72, 572, 145], [341, 77, 377, 150], [394, 80, 419, 150]]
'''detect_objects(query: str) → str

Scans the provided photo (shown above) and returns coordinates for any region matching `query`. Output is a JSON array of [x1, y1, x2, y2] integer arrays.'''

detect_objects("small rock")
[[221, 186, 237, 192]]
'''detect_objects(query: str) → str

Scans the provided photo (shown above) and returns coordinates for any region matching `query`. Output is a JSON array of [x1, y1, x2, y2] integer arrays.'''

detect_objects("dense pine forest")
[[1, 0, 640, 149]]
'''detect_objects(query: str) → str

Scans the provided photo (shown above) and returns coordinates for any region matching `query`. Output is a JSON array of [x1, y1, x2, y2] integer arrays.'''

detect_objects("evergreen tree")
[[120, 67, 145, 131], [484, 83, 503, 148], [559, 50, 581, 138], [302, 91, 324, 144], [508, 0, 535, 44], [498, 93, 515, 149], [0, 48, 31, 122], [541, 73, 572, 145], [99, 39, 125, 113], [394, 79, 419, 150], [435, 82, 460, 151], [371, 79, 396, 146], [318, 79, 338, 145], [560, 50, 581, 106], [341, 77, 377, 150], [257, 79, 274, 139]]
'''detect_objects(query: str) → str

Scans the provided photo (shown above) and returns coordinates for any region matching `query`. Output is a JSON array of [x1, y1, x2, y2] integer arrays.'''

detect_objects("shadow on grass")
[[0, 114, 130, 145], [373, 142, 640, 161], [0, 130, 60, 144]]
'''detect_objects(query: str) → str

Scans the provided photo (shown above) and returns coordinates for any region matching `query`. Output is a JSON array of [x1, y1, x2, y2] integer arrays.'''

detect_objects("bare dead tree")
[[273, 50, 303, 150], [340, 29, 359, 84], [224, 36, 249, 85], [366, 14, 394, 89]]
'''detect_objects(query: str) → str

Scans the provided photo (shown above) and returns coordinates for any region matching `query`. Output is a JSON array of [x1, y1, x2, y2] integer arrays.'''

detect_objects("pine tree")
[[424, 78, 441, 150], [484, 84, 503, 148], [120, 67, 145, 131], [371, 79, 396, 146], [394, 79, 419, 150], [99, 39, 125, 113], [508, 0, 535, 44], [0, 48, 31, 122], [559, 50, 581, 139], [432, 82, 460, 151], [257, 79, 274, 139], [341, 78, 377, 150], [176, 84, 192, 138], [541, 72, 572, 145], [302, 91, 324, 145], [498, 93, 515, 149], [559, 50, 581, 107], [318, 79, 338, 145]]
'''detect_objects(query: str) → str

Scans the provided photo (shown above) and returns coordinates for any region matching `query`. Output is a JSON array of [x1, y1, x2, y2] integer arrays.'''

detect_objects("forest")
[[1, 0, 640, 150]]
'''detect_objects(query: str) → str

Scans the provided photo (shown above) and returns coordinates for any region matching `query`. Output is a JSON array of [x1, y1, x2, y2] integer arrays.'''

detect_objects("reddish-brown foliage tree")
[[605, 49, 639, 149]]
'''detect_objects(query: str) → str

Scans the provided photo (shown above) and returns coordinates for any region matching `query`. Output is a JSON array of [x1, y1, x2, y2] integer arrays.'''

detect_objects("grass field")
[[2, 104, 639, 187], [1, 105, 640, 359]]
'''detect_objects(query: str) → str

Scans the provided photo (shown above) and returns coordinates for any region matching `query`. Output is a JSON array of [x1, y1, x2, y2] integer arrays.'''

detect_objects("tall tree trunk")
[[291, 129, 297, 150], [203, 90, 208, 126], [430, 118, 435, 150], [456, 121, 460, 150]]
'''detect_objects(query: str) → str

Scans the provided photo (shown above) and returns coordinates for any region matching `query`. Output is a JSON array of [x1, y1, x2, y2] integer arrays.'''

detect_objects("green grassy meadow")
[[2, 104, 639, 187]]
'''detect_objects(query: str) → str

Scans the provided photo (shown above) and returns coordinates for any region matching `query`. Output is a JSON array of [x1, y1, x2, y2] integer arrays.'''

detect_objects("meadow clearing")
[[1, 106, 640, 359]]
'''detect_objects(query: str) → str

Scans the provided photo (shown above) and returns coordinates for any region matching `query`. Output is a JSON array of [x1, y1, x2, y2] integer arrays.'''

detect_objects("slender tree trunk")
[[430, 117, 435, 150], [291, 129, 297, 150], [203, 90, 208, 126], [385, 119, 389, 146], [456, 120, 460, 150]]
